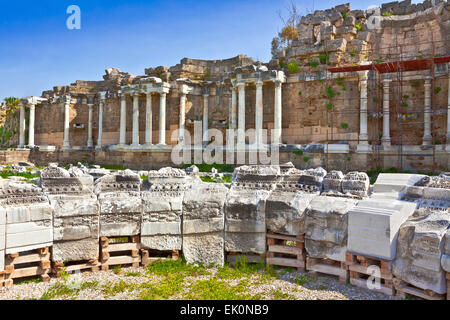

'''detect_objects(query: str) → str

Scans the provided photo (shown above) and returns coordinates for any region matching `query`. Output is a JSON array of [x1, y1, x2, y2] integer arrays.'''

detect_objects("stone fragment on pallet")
[[0, 207, 5, 272], [392, 209, 450, 297], [347, 199, 416, 260], [224, 165, 281, 256], [346, 252, 395, 296], [141, 168, 192, 252], [440, 229, 450, 300], [305, 196, 357, 262], [41, 165, 100, 264], [182, 182, 228, 267], [0, 180, 53, 256], [265, 167, 317, 235], [95, 169, 142, 237], [100, 235, 141, 270]]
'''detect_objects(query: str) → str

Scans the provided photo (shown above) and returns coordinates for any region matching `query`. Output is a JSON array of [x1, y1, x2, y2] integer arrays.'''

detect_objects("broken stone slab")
[[0, 180, 53, 254], [95, 170, 142, 237], [372, 173, 426, 199], [182, 182, 228, 266], [305, 196, 357, 261], [0, 207, 5, 271], [225, 165, 281, 254], [265, 168, 318, 235], [401, 183, 450, 211], [322, 170, 344, 194], [41, 166, 99, 263], [392, 209, 450, 294], [141, 168, 191, 251], [441, 230, 450, 272], [342, 171, 370, 198], [347, 199, 417, 260]]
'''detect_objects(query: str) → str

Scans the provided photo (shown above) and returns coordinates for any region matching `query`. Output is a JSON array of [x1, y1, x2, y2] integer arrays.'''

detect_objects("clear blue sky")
[[0, 0, 421, 99]]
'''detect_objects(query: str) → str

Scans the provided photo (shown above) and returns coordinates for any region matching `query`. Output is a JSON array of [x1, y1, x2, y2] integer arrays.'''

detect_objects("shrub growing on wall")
[[288, 61, 299, 73]]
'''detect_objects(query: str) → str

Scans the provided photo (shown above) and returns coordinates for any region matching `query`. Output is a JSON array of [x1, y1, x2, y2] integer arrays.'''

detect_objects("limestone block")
[[182, 183, 228, 266], [95, 170, 142, 237], [0, 207, 5, 271], [0, 180, 53, 254], [392, 209, 450, 294], [373, 173, 426, 199], [342, 171, 370, 198], [347, 199, 417, 260], [441, 230, 450, 272], [265, 183, 317, 235], [141, 168, 191, 251], [305, 196, 357, 261], [52, 239, 99, 263], [42, 166, 100, 262]]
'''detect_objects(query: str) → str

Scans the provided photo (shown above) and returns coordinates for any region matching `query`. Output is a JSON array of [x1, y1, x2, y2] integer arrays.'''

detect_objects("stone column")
[[145, 92, 152, 145], [237, 82, 246, 146], [382, 78, 391, 147], [18, 103, 25, 148], [255, 81, 263, 145], [273, 80, 283, 144], [423, 77, 432, 146], [159, 92, 167, 145], [87, 99, 94, 148], [179, 91, 186, 143], [28, 103, 36, 147], [230, 86, 237, 129], [203, 94, 209, 142], [97, 92, 106, 148], [63, 95, 71, 149], [358, 71, 369, 144], [132, 92, 140, 146], [119, 94, 127, 145], [447, 68, 450, 146]]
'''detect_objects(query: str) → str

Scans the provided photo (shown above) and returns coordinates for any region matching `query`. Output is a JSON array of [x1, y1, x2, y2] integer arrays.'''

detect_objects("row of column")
[[119, 91, 167, 146], [358, 73, 446, 148], [229, 80, 283, 145]]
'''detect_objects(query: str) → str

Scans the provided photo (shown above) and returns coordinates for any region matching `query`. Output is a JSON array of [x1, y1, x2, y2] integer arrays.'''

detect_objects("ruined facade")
[[3, 0, 450, 173]]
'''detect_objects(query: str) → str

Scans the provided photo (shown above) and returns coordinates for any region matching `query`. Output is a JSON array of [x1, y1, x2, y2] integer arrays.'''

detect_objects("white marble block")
[[372, 173, 426, 199], [141, 168, 191, 251], [41, 165, 100, 263], [182, 182, 227, 266], [0, 207, 5, 271], [347, 199, 417, 260], [0, 181, 53, 254], [94, 170, 142, 237]]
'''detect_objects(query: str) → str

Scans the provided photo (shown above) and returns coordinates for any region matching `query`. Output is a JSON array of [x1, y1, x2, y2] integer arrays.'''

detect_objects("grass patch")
[[15, 277, 43, 285], [102, 280, 135, 297], [185, 278, 261, 300], [125, 271, 142, 277], [200, 175, 232, 183], [100, 164, 128, 170], [146, 258, 210, 278], [293, 150, 303, 156], [310, 60, 319, 68], [80, 281, 98, 290], [40, 282, 79, 300]]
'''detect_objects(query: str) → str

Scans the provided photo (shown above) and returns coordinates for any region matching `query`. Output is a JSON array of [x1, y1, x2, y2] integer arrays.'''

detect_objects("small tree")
[[3, 97, 20, 118], [280, 25, 299, 47]]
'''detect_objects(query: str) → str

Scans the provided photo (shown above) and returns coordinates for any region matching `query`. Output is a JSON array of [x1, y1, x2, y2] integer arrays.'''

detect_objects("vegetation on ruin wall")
[[0, 97, 20, 148]]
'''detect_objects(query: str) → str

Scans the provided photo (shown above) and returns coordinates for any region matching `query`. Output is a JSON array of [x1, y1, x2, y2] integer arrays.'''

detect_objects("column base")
[[422, 136, 432, 146], [356, 143, 372, 153]]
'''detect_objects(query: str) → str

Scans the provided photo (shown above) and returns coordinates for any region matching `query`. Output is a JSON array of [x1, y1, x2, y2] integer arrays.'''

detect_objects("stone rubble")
[[0, 163, 448, 297], [392, 209, 450, 294]]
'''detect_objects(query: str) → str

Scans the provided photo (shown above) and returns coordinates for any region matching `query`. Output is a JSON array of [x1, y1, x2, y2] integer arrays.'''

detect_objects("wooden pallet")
[[306, 256, 348, 283], [0, 271, 13, 288], [346, 252, 394, 296], [100, 235, 141, 271], [226, 252, 265, 267], [266, 232, 305, 272], [141, 249, 179, 266], [447, 273, 450, 301], [393, 278, 446, 300], [3, 247, 51, 284], [53, 259, 101, 277]]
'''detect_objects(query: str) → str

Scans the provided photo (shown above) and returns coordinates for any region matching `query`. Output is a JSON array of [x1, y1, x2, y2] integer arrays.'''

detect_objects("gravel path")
[[0, 266, 399, 300]]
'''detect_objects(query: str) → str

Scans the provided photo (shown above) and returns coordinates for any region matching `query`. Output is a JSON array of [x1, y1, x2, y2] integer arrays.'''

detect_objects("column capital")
[[63, 95, 71, 104], [255, 80, 263, 87], [98, 91, 107, 100], [357, 70, 369, 81], [236, 82, 246, 89]]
